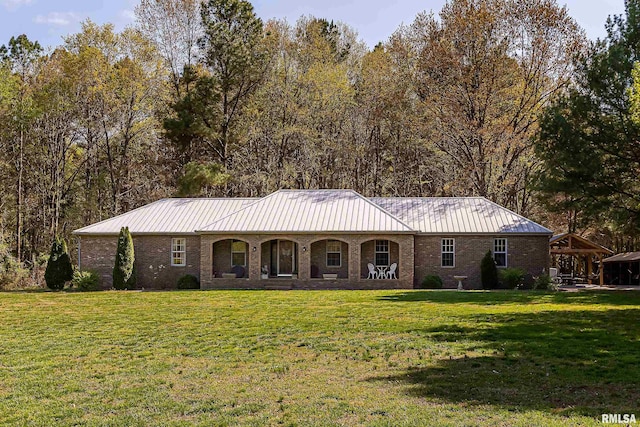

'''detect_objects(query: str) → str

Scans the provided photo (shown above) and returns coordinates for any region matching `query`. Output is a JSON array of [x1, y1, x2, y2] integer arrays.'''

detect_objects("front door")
[[277, 240, 294, 276]]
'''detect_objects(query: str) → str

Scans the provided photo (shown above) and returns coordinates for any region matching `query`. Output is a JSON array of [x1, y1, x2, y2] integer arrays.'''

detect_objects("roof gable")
[[198, 189, 415, 233], [370, 197, 552, 234]]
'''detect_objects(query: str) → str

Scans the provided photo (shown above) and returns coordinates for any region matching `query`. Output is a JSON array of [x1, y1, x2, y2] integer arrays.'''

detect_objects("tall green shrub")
[[44, 237, 74, 290], [480, 251, 498, 289], [112, 227, 136, 290]]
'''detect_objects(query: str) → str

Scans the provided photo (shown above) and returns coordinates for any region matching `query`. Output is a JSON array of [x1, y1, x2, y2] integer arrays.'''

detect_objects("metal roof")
[[198, 189, 415, 233], [602, 252, 640, 263], [73, 191, 553, 235], [370, 197, 552, 234], [73, 198, 257, 235]]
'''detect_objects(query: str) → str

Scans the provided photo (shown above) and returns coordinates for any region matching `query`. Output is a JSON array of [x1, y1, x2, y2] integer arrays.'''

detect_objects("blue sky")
[[0, 0, 626, 51]]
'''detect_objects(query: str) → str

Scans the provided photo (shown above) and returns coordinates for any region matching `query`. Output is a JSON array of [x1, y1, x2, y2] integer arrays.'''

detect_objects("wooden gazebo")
[[549, 233, 614, 285]]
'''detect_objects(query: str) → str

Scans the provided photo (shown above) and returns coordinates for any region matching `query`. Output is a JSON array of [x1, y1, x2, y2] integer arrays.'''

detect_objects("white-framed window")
[[171, 238, 186, 266], [494, 238, 507, 267], [375, 240, 389, 266], [326, 240, 342, 267], [231, 240, 247, 266], [441, 238, 455, 267]]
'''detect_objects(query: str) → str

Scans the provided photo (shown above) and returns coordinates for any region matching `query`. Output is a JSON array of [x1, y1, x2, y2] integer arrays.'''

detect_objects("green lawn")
[[1, 290, 639, 426]]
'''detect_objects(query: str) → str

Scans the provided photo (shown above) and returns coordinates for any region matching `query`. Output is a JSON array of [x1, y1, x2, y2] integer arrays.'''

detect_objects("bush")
[[533, 274, 554, 291], [72, 270, 101, 291], [113, 227, 136, 290], [177, 274, 199, 290], [480, 251, 498, 289], [44, 237, 74, 290], [419, 274, 443, 289], [499, 268, 526, 289]]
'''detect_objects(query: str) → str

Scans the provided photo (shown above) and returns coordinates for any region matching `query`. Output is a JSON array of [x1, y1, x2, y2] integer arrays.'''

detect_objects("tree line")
[[0, 0, 638, 286]]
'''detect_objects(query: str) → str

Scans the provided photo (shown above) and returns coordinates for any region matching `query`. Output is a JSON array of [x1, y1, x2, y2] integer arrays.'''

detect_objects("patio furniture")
[[387, 263, 397, 279], [231, 265, 245, 278], [367, 263, 378, 279], [323, 273, 338, 280], [377, 265, 388, 279]]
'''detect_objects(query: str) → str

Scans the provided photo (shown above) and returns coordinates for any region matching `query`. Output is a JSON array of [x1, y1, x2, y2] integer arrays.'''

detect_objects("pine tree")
[[112, 227, 136, 290], [44, 237, 74, 290], [480, 251, 498, 290]]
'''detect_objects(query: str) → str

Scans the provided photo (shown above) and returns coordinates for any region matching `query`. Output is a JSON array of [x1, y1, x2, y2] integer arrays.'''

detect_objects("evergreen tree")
[[480, 251, 498, 290], [44, 237, 74, 290], [535, 0, 640, 234], [112, 227, 136, 290]]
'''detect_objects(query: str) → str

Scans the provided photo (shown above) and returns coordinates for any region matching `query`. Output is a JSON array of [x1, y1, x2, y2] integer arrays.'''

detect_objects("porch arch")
[[309, 239, 349, 279], [360, 239, 400, 279], [212, 238, 249, 278]]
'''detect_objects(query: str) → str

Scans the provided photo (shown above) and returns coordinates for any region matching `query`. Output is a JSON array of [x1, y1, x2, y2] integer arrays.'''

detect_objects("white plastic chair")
[[367, 263, 377, 279], [387, 263, 397, 279]]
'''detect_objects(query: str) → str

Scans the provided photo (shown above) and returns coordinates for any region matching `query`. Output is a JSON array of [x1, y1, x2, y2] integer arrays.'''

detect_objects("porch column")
[[349, 237, 361, 282], [247, 237, 261, 281], [298, 238, 311, 279], [200, 235, 213, 288]]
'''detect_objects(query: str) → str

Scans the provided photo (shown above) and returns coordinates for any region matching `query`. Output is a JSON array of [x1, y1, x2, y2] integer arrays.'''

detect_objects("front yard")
[[1, 289, 638, 426]]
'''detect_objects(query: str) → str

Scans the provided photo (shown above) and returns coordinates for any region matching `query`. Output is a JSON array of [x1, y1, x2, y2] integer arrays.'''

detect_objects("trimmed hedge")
[[419, 275, 443, 289], [177, 274, 200, 290]]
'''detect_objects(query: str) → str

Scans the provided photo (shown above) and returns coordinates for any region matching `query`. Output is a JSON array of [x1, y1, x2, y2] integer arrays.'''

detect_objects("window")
[[494, 238, 507, 267], [171, 238, 186, 266], [441, 238, 455, 267], [375, 240, 389, 266], [326, 240, 342, 267], [231, 240, 247, 266]]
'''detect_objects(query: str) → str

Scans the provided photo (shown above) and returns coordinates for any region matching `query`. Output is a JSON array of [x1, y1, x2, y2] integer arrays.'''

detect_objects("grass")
[[1, 289, 639, 426]]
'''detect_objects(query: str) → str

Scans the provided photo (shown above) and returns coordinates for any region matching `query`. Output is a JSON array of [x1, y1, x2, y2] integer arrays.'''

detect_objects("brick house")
[[73, 189, 551, 289]]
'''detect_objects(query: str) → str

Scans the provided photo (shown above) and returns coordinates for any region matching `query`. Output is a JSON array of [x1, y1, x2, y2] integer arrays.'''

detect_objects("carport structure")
[[549, 233, 613, 285]]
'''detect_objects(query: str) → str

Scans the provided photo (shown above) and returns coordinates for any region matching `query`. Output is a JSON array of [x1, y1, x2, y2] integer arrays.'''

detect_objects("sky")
[[0, 0, 627, 51]]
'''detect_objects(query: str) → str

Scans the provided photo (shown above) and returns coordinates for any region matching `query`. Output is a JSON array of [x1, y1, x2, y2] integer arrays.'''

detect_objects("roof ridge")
[[350, 190, 416, 232], [197, 189, 416, 232], [196, 190, 282, 231]]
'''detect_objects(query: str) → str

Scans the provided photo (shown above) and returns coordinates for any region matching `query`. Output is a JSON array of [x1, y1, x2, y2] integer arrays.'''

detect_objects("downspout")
[[76, 236, 81, 271]]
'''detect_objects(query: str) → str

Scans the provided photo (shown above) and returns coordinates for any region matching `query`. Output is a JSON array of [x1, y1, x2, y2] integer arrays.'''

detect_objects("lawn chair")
[[549, 267, 562, 285], [367, 263, 378, 279], [387, 263, 397, 279]]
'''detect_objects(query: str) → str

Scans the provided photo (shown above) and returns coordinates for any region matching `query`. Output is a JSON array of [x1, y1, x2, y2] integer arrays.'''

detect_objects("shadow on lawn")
[[379, 290, 640, 306], [368, 308, 640, 417]]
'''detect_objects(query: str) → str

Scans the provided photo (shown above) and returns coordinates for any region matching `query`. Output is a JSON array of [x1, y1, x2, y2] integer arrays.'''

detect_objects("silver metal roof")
[[73, 198, 257, 235], [370, 197, 552, 234], [198, 190, 414, 233], [73, 191, 552, 235]]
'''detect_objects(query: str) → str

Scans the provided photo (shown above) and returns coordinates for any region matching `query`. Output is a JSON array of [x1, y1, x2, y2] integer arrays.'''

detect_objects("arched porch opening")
[[360, 239, 399, 279], [309, 239, 349, 279], [261, 239, 299, 278], [212, 239, 249, 278]]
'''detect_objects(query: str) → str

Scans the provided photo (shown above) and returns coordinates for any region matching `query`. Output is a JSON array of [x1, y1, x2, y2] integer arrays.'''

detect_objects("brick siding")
[[79, 233, 549, 290], [414, 235, 550, 289]]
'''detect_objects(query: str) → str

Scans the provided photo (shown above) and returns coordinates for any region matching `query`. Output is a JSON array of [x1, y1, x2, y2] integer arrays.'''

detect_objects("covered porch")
[[199, 234, 414, 289]]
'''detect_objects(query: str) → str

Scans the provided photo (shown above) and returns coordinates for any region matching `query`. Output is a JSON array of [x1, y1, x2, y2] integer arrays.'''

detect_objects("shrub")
[[177, 274, 200, 290], [533, 274, 554, 291], [419, 274, 443, 289], [44, 237, 74, 290], [499, 268, 526, 289], [113, 227, 136, 290], [72, 270, 100, 291], [480, 251, 498, 289]]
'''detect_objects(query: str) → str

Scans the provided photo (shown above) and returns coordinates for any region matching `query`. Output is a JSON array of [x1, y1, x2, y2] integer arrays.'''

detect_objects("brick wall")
[[414, 235, 550, 289], [79, 234, 200, 289], [310, 240, 349, 278]]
